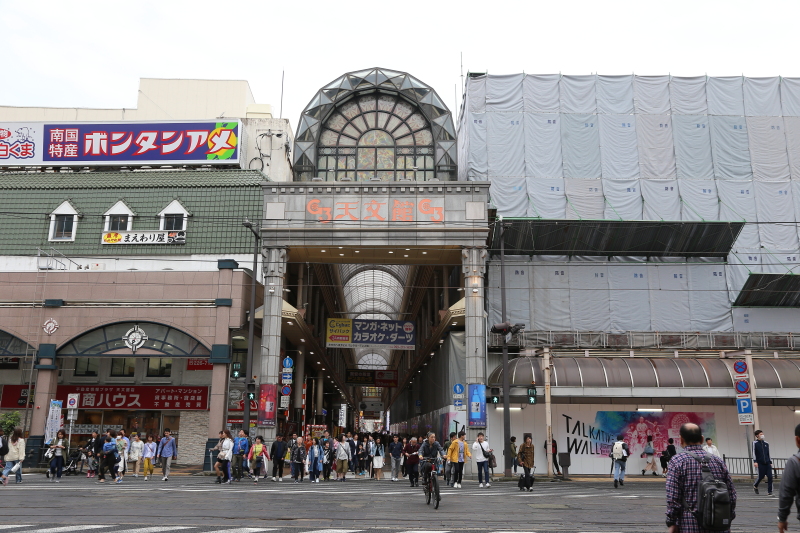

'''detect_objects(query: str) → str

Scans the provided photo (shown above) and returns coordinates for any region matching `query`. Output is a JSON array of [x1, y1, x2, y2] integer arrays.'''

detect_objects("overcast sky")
[[2, 0, 798, 131]]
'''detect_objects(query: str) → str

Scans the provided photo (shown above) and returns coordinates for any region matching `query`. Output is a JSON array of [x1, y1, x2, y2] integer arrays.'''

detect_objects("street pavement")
[[3, 473, 782, 532]]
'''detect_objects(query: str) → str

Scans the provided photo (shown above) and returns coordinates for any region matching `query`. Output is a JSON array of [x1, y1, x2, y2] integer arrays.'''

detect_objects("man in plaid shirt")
[[665, 423, 737, 533]]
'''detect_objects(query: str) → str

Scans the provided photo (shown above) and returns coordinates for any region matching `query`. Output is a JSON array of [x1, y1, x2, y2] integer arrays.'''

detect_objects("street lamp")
[[242, 218, 261, 431]]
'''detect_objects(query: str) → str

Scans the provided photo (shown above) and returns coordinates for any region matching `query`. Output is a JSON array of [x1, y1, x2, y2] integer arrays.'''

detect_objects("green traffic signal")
[[528, 395, 537, 404], [248, 392, 256, 400], [232, 370, 240, 378], [491, 396, 500, 404]]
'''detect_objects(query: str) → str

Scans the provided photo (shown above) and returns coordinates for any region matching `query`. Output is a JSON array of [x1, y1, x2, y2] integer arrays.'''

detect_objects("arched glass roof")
[[340, 264, 408, 320], [357, 351, 389, 370], [56, 322, 210, 357], [0, 330, 32, 356], [294, 68, 457, 182]]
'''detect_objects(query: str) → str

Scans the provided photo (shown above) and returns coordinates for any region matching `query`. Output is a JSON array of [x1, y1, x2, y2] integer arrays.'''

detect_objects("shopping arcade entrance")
[[256, 181, 489, 436]]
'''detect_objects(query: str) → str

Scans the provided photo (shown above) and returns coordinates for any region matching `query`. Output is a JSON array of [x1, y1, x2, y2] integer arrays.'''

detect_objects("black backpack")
[[685, 452, 733, 531], [0, 437, 8, 457]]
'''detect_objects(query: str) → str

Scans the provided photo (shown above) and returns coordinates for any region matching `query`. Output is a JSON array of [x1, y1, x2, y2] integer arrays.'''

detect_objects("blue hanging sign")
[[282, 356, 294, 369]]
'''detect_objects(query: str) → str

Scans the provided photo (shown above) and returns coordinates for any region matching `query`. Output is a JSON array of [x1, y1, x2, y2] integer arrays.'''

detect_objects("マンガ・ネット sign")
[[326, 318, 416, 350]]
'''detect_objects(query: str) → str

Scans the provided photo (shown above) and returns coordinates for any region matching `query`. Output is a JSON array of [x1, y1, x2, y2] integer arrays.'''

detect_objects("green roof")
[[0, 170, 266, 256]]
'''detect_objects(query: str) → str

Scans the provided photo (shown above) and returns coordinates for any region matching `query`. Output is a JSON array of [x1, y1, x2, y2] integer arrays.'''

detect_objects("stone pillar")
[[293, 351, 305, 408], [462, 246, 487, 443], [30, 359, 58, 436], [315, 373, 324, 419], [258, 247, 288, 442], [208, 363, 229, 436]]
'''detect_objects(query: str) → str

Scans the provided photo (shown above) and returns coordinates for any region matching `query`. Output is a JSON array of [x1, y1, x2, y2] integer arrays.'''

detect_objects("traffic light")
[[490, 322, 526, 342], [491, 395, 500, 404], [246, 382, 256, 401], [232, 362, 241, 379], [490, 387, 500, 405], [527, 387, 537, 405]]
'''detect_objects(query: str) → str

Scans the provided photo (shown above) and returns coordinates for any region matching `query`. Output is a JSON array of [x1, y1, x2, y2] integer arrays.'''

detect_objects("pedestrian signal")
[[491, 395, 500, 404]]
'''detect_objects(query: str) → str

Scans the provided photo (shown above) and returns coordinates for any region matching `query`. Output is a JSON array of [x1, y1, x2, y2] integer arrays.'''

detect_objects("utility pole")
[[243, 219, 261, 432], [544, 346, 553, 478], [499, 222, 512, 478]]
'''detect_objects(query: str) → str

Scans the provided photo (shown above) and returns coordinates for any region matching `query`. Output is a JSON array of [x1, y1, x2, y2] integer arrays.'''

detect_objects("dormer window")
[[158, 199, 189, 231], [103, 200, 135, 232], [49, 200, 79, 242]]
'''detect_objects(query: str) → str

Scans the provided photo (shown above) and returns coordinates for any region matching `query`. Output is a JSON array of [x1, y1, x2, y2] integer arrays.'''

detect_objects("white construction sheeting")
[[487, 112, 525, 177], [634, 76, 671, 115], [706, 76, 745, 116], [793, 181, 800, 243], [732, 307, 800, 333], [523, 74, 560, 113], [597, 75, 634, 114], [602, 179, 643, 220], [781, 78, 800, 117], [672, 115, 714, 179], [561, 114, 602, 178], [466, 112, 487, 179], [486, 74, 524, 112], [782, 116, 800, 179], [641, 179, 681, 220], [599, 115, 640, 179], [608, 261, 651, 332], [710, 116, 753, 180], [560, 75, 596, 114], [565, 178, 605, 219], [747, 116, 790, 181], [687, 263, 733, 331], [487, 259, 531, 328], [725, 250, 762, 302], [532, 261, 571, 330], [754, 181, 799, 250], [678, 179, 719, 221], [717, 180, 760, 249], [744, 77, 782, 116], [670, 76, 708, 115], [636, 114, 677, 179], [527, 177, 567, 218], [648, 263, 692, 331], [568, 262, 611, 331], [489, 177, 528, 217], [467, 76, 486, 113], [524, 113, 563, 178]]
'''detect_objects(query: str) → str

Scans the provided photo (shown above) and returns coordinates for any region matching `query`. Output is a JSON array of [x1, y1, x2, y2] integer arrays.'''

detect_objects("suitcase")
[[518, 474, 533, 491]]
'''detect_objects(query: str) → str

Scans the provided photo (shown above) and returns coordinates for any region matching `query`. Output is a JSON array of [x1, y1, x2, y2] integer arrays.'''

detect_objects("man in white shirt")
[[471, 433, 493, 488], [702, 437, 721, 458]]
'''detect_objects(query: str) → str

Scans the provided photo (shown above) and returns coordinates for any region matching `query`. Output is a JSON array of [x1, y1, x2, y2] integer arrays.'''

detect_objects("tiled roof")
[[0, 170, 266, 255]]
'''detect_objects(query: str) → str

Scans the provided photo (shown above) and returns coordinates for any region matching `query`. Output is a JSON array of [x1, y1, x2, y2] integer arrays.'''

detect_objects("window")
[[146, 358, 172, 377], [158, 199, 189, 231], [103, 200, 135, 232], [110, 358, 136, 377], [74, 358, 99, 377], [49, 200, 79, 242], [109, 215, 129, 232], [163, 214, 184, 231], [53, 215, 74, 239]]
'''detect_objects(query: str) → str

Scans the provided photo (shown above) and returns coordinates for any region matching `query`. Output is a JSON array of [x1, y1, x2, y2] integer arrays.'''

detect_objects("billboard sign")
[[375, 370, 398, 387], [258, 384, 277, 427], [468, 384, 487, 427], [345, 369, 375, 385], [0, 121, 240, 167], [56, 385, 208, 410], [326, 318, 416, 350]]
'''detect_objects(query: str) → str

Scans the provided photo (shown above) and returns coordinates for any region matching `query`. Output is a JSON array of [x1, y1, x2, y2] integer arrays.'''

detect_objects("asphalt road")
[[3, 473, 783, 532]]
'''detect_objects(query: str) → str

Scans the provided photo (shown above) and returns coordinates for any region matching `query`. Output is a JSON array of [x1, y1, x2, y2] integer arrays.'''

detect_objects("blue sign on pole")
[[736, 398, 752, 414], [454, 399, 463, 407], [468, 384, 487, 428], [415, 400, 422, 407], [453, 383, 465, 395], [281, 373, 293, 381], [282, 357, 294, 369]]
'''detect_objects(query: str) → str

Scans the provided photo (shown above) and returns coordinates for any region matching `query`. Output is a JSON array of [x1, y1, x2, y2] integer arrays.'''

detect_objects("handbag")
[[217, 452, 226, 460], [489, 453, 497, 469], [10, 462, 22, 473], [44, 448, 54, 460]]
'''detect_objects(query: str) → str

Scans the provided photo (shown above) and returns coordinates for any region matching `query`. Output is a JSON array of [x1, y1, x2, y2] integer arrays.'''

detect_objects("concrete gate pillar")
[[462, 246, 487, 446], [258, 247, 287, 442]]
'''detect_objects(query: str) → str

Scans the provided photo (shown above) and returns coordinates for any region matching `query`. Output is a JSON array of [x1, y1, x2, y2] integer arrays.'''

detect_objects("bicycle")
[[420, 456, 443, 509]]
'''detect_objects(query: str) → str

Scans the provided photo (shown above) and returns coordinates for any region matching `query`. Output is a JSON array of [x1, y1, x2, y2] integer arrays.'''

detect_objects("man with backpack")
[[610, 435, 629, 488], [665, 423, 736, 533], [778, 423, 800, 533]]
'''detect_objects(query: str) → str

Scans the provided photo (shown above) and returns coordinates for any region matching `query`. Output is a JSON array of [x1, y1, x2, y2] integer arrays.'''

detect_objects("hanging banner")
[[468, 384, 487, 428], [44, 400, 63, 444], [258, 384, 277, 427], [326, 318, 416, 350], [0, 120, 240, 166], [338, 404, 347, 427], [345, 369, 375, 385]]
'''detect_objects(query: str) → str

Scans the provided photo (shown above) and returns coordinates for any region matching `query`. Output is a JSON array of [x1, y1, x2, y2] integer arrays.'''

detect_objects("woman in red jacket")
[[247, 436, 271, 484]]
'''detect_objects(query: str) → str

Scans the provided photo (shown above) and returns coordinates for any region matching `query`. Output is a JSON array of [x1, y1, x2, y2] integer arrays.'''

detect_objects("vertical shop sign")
[[468, 384, 486, 428], [258, 384, 277, 427]]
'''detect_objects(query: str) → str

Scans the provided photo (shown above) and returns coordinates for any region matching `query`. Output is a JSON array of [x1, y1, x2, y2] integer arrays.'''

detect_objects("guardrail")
[[722, 455, 787, 480]]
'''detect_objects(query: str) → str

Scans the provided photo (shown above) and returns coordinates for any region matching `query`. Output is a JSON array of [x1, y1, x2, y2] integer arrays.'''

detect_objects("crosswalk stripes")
[[27, 527, 108, 533], [0, 528, 31, 531], [113, 527, 195, 533], [212, 529, 277, 533]]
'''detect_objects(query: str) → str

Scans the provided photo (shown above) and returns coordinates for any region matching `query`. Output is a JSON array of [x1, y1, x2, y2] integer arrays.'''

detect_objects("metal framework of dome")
[[293, 68, 457, 182]]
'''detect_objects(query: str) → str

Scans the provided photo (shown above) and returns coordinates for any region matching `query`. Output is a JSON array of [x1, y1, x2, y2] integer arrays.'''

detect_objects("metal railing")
[[722, 456, 787, 479], [488, 330, 800, 351]]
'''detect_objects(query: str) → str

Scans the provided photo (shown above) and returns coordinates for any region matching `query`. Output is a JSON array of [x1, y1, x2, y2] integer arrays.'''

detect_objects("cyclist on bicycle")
[[418, 433, 446, 486]]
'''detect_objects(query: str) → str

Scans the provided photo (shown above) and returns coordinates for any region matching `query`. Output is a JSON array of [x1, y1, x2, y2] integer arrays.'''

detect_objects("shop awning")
[[733, 273, 800, 307], [490, 219, 744, 257]]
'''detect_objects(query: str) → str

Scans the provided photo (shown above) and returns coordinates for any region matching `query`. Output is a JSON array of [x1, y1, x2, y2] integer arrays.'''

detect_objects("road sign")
[[454, 399, 463, 407], [66, 393, 79, 409], [281, 372, 293, 381], [322, 409, 328, 416], [453, 393, 465, 399], [281, 376, 293, 385], [733, 360, 748, 375], [280, 396, 290, 408], [282, 357, 294, 369], [738, 413, 755, 425], [281, 385, 292, 396], [453, 384, 465, 395], [282, 367, 294, 373], [736, 397, 753, 414], [734, 379, 750, 394], [415, 400, 421, 407]]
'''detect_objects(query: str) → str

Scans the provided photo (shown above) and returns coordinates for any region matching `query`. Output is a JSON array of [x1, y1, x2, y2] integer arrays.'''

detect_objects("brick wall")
[[178, 410, 209, 465]]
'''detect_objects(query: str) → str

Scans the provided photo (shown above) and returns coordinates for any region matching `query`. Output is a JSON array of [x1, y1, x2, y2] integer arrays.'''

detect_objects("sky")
[[2, 0, 799, 132]]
